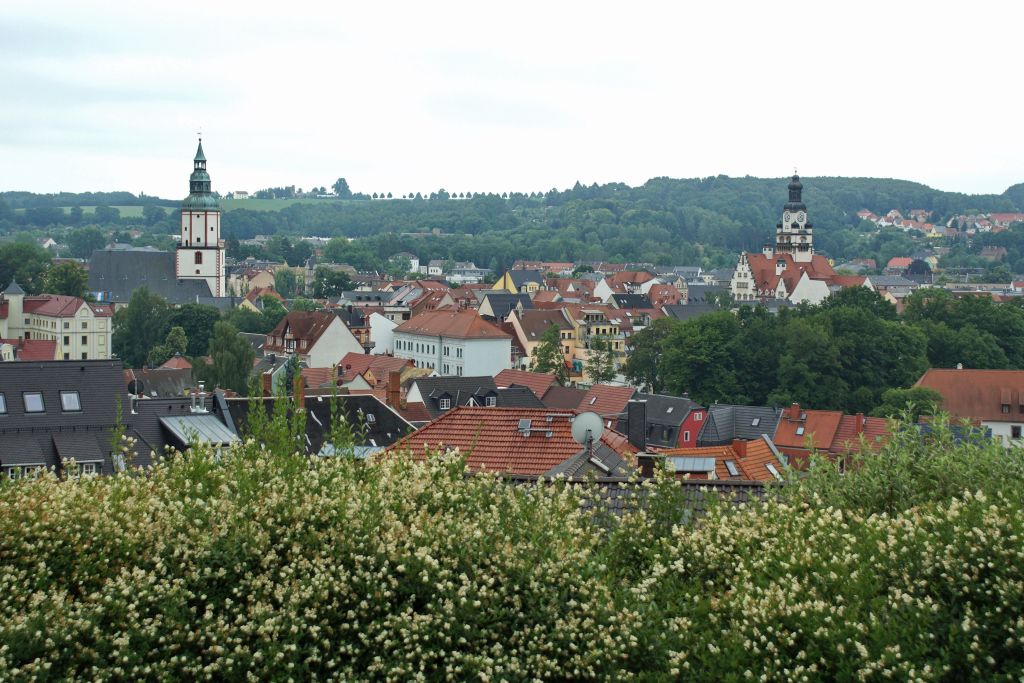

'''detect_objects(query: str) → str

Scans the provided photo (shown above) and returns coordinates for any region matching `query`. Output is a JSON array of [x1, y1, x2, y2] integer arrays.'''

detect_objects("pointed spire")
[[4, 279, 25, 296], [184, 136, 218, 209], [194, 137, 206, 163]]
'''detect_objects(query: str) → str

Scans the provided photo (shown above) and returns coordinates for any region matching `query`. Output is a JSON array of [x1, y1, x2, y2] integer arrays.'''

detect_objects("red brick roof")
[[773, 403, 843, 455], [915, 368, 1024, 422], [0, 338, 57, 361], [886, 257, 913, 269], [395, 310, 511, 340], [245, 286, 284, 303], [579, 384, 636, 421], [381, 406, 634, 476], [494, 369, 557, 399], [659, 435, 785, 482], [829, 414, 889, 454], [396, 401, 431, 424], [301, 366, 337, 388], [160, 354, 193, 370]]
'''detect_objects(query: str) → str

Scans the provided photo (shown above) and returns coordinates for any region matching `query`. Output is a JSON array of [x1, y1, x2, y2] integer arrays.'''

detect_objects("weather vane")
[[197, 129, 202, 143]]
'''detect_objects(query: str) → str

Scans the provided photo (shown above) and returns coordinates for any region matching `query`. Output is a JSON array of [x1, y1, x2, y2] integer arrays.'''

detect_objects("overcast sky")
[[3, 0, 1021, 199]]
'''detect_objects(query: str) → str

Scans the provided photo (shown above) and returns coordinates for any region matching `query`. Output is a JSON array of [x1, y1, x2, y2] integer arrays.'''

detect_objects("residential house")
[[494, 368, 557, 399], [381, 407, 636, 477], [0, 280, 113, 360], [579, 384, 636, 428], [506, 308, 576, 369], [393, 310, 511, 376], [651, 435, 787, 482], [622, 393, 705, 449], [492, 269, 546, 294], [264, 311, 363, 368], [478, 292, 532, 321], [915, 368, 1024, 446], [405, 376, 545, 420], [240, 286, 284, 313], [697, 404, 784, 446], [447, 262, 490, 285], [0, 338, 57, 361], [368, 311, 398, 355]]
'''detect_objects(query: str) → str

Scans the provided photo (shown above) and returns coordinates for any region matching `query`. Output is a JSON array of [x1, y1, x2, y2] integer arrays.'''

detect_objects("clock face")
[[783, 212, 791, 223], [797, 212, 806, 222]]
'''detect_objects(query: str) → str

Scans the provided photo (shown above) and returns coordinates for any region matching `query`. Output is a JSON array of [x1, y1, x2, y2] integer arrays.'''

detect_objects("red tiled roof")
[[396, 401, 431, 424], [531, 290, 561, 303], [659, 436, 785, 482], [829, 414, 890, 454], [915, 368, 1024, 422], [337, 352, 412, 384], [0, 338, 57, 361], [886, 257, 913, 269], [301, 366, 337, 388], [743, 253, 836, 295], [160, 354, 193, 370], [395, 310, 511, 340], [832, 275, 867, 288], [494, 369, 557, 399], [579, 384, 635, 421], [773, 404, 843, 454], [265, 311, 337, 351], [541, 385, 586, 410], [12, 295, 112, 318], [381, 407, 634, 476], [245, 286, 284, 303]]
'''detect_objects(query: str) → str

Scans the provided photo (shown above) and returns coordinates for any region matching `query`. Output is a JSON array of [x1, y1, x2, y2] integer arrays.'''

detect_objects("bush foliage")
[[1, 415, 1024, 680]]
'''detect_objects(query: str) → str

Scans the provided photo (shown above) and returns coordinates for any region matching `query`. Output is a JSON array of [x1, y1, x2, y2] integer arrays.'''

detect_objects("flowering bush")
[[1, 423, 1023, 680]]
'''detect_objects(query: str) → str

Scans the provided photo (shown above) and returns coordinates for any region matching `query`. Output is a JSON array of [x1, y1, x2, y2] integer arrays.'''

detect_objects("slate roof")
[[514, 309, 574, 338], [495, 386, 547, 409], [698, 404, 783, 446], [126, 393, 237, 469], [494, 369, 557, 399], [662, 303, 717, 321], [411, 376, 500, 419], [541, 385, 587, 410], [611, 293, 652, 309], [685, 283, 728, 304], [395, 310, 511, 340], [226, 394, 412, 453], [125, 367, 195, 398], [623, 392, 702, 448], [508, 269, 546, 289], [381, 407, 636, 476], [88, 248, 214, 304], [479, 293, 533, 320], [0, 360, 125, 475]]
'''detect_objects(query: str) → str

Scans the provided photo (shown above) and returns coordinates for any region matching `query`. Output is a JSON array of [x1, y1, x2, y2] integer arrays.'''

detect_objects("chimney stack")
[[387, 370, 402, 408], [731, 438, 747, 457], [855, 413, 865, 435], [626, 400, 647, 452], [790, 402, 801, 420], [261, 372, 273, 398]]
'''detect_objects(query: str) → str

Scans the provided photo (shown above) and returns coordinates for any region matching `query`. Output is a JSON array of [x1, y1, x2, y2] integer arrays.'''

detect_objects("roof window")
[[751, 417, 760, 427], [23, 392, 44, 413], [666, 406, 674, 414], [0, 393, 5, 414], [795, 426, 805, 436], [589, 396, 597, 405], [765, 463, 782, 480], [60, 391, 81, 412], [724, 460, 739, 477]]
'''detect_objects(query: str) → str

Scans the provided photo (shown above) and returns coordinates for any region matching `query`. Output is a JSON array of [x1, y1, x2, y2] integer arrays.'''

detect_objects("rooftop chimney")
[[731, 438, 747, 457], [790, 402, 801, 420], [626, 400, 647, 452], [855, 413, 865, 436], [387, 370, 402, 408], [261, 372, 273, 398]]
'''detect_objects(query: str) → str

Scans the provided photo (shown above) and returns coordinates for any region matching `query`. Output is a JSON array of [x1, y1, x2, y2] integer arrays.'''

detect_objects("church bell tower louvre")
[[175, 137, 225, 297]]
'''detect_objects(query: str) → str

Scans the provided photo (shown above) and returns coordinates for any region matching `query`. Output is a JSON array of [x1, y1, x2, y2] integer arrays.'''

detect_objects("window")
[[683, 430, 690, 442], [81, 322, 87, 330], [666, 406, 674, 414], [694, 412, 702, 421], [23, 392, 44, 413], [365, 413, 376, 424], [439, 398, 451, 410], [63, 336, 69, 346], [81, 352, 87, 359], [81, 336, 88, 346], [724, 460, 739, 477], [80, 462, 99, 476], [195, 252, 203, 264], [1013, 426, 1022, 439], [795, 426, 805, 436], [60, 391, 81, 412], [1002, 404, 1011, 414], [0, 393, 5, 413], [486, 396, 497, 407], [765, 463, 782, 480], [751, 417, 760, 427], [63, 353, 69, 360], [63, 322, 69, 329], [7, 465, 44, 480]]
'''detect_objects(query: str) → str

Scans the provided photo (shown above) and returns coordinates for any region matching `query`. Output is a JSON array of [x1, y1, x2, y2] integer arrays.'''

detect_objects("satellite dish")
[[127, 379, 144, 396], [571, 411, 605, 445]]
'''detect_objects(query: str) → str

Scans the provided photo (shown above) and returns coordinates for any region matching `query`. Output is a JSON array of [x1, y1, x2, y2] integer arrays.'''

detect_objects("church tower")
[[176, 138, 225, 297], [774, 174, 814, 263]]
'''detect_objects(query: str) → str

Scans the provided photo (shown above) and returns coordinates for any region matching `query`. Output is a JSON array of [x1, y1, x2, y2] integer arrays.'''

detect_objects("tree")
[[0, 243, 53, 294], [870, 387, 944, 420], [146, 326, 188, 367], [274, 269, 299, 298], [291, 298, 318, 312], [530, 325, 568, 386], [142, 205, 167, 226], [332, 178, 353, 199], [312, 266, 353, 298], [112, 286, 171, 368], [66, 227, 107, 258], [43, 261, 88, 297], [622, 316, 676, 393], [586, 336, 617, 384], [93, 206, 121, 224], [205, 322, 255, 395], [168, 303, 221, 357]]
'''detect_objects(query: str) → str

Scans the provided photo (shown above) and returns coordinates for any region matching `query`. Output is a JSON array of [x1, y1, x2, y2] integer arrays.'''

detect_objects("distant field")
[[14, 197, 343, 217]]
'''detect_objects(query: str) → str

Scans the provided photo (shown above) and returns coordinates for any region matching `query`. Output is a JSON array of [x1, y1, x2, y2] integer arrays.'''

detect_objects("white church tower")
[[774, 173, 814, 263], [175, 138, 225, 297]]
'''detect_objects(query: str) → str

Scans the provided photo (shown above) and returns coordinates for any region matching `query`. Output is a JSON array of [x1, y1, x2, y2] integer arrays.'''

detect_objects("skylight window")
[[365, 413, 376, 424], [666, 406, 674, 414], [23, 392, 44, 413], [60, 391, 81, 412], [751, 417, 760, 427], [795, 426, 805, 436], [589, 396, 597, 405], [0, 393, 6, 414], [725, 460, 739, 477], [765, 463, 782, 480]]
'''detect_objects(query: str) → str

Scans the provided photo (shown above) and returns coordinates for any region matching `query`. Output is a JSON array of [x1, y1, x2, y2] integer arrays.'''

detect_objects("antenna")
[[571, 411, 605, 447]]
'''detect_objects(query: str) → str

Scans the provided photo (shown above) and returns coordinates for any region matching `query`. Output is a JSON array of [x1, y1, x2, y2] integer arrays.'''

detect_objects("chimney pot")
[[790, 402, 801, 420], [855, 412, 865, 435], [731, 438, 747, 457]]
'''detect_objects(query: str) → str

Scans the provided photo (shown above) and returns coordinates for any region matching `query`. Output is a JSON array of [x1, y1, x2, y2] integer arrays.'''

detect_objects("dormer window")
[[439, 398, 451, 410], [486, 396, 497, 407]]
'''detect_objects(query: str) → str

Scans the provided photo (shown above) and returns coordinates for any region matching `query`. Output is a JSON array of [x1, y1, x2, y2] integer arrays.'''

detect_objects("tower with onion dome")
[[175, 137, 225, 296]]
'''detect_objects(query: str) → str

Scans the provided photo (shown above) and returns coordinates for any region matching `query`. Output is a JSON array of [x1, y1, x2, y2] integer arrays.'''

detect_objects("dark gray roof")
[[709, 268, 735, 284], [619, 392, 703, 449], [88, 248, 213, 304], [543, 442, 635, 478], [662, 304, 717, 321], [495, 386, 546, 409], [479, 292, 533, 320], [127, 394, 236, 468], [226, 394, 412, 453], [240, 333, 267, 358], [611, 293, 651, 309], [685, 283, 727, 304], [869, 275, 916, 288], [698, 404, 783, 446], [0, 360, 125, 476], [3, 279, 25, 295], [540, 385, 586, 410], [125, 367, 194, 398], [508, 269, 546, 288], [412, 376, 499, 418]]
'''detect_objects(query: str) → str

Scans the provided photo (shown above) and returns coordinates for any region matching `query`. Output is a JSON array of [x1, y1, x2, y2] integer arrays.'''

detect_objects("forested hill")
[[2, 176, 1020, 270]]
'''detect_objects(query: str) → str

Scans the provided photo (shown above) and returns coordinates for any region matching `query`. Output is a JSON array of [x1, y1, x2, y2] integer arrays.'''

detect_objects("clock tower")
[[775, 173, 814, 263], [176, 138, 225, 297]]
